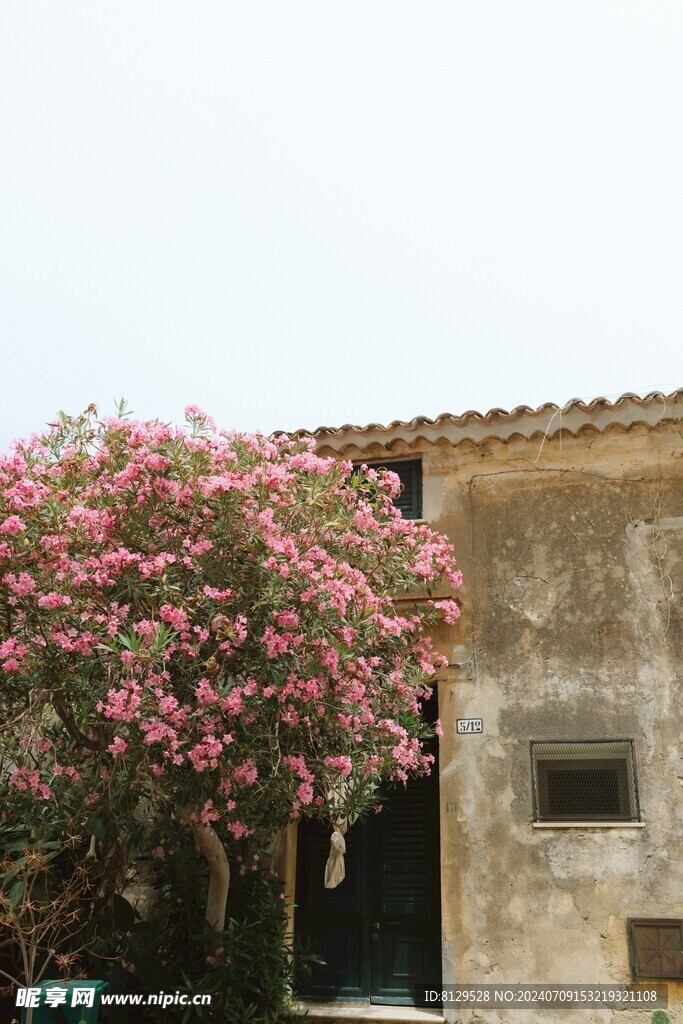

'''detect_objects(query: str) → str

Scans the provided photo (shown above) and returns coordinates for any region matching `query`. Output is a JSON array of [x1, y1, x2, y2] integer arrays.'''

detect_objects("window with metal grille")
[[530, 740, 640, 822], [629, 919, 683, 980], [361, 459, 423, 520]]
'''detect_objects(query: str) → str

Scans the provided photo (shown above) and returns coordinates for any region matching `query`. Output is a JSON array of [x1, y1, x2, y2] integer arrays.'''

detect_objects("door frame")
[[292, 711, 442, 1005]]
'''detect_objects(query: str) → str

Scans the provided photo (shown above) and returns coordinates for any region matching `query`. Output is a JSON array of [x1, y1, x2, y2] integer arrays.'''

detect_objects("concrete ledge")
[[295, 1002, 445, 1022], [532, 821, 647, 828]]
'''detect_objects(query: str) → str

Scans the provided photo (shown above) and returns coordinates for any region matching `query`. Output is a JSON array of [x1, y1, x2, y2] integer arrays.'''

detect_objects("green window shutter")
[[359, 460, 422, 520]]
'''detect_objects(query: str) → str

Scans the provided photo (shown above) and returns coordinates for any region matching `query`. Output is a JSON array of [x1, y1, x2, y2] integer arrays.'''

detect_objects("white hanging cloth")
[[324, 826, 348, 888], [323, 777, 365, 889]]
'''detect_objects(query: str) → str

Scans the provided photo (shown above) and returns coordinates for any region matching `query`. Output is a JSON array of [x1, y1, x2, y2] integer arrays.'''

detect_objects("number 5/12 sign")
[[456, 718, 483, 734]]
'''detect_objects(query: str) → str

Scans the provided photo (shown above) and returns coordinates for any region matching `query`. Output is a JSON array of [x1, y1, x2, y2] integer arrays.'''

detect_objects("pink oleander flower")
[[233, 759, 258, 785], [0, 515, 26, 534], [3, 572, 36, 596], [9, 767, 51, 800], [430, 599, 461, 624], [38, 591, 72, 609], [324, 755, 353, 777], [0, 404, 462, 885]]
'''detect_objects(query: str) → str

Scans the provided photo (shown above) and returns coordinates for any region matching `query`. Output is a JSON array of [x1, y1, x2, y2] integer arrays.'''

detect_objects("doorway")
[[295, 736, 441, 1005]]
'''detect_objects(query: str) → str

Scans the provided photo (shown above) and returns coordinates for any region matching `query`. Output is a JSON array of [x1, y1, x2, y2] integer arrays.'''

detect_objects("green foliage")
[[103, 870, 307, 1023], [0, 407, 462, 1021], [203, 873, 306, 1024], [651, 1011, 671, 1024], [80, 828, 309, 1023], [0, 822, 100, 991]]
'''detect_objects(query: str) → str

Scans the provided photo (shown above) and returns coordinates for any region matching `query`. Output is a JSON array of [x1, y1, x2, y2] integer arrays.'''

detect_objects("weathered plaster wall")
[[431, 425, 683, 1024], [325, 423, 683, 1023]]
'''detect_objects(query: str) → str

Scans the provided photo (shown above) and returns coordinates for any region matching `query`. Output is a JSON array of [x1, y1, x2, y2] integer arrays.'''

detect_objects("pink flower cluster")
[[324, 755, 353, 777], [0, 406, 462, 841], [9, 767, 51, 800]]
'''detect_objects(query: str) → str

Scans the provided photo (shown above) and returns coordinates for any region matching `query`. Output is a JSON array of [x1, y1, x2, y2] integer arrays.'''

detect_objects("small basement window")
[[356, 459, 423, 520], [530, 739, 640, 822], [629, 919, 683, 980]]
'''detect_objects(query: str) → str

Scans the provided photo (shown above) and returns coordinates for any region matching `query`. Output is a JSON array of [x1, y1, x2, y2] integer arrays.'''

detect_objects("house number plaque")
[[456, 718, 483, 734]]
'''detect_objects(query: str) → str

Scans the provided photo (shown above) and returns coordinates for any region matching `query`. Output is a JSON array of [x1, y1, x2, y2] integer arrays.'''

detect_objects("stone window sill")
[[532, 821, 646, 829]]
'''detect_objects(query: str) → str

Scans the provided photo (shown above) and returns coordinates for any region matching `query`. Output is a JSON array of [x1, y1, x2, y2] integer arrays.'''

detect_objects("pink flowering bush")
[[0, 404, 461, 949]]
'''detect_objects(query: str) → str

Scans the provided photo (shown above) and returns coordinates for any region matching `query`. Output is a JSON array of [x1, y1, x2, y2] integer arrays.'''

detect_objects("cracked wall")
[[301, 422, 683, 1023], [426, 425, 682, 1023]]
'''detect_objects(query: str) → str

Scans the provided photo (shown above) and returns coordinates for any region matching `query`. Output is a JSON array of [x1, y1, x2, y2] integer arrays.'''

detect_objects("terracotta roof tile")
[[285, 388, 683, 454]]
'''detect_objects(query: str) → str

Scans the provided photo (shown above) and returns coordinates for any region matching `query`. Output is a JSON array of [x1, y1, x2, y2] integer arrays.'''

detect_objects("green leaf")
[[111, 893, 137, 931], [125, 938, 171, 990], [89, 817, 107, 840], [31, 883, 48, 905], [9, 880, 24, 907], [1, 838, 33, 854]]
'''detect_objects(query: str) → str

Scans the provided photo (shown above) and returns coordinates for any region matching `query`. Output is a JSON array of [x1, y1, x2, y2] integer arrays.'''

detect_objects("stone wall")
[[430, 423, 679, 1024], [430, 425, 683, 1024], [318, 421, 683, 1023]]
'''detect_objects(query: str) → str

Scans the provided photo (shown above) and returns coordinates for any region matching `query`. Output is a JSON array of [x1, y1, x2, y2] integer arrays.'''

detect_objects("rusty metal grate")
[[530, 739, 640, 822], [629, 919, 683, 979]]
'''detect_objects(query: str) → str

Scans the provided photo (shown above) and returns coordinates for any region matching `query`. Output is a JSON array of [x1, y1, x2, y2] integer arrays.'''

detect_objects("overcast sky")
[[1, 2, 682, 449]]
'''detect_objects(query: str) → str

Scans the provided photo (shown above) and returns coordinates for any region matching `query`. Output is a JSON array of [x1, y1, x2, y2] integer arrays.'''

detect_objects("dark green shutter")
[[358, 460, 422, 519], [295, 726, 441, 1006], [295, 821, 370, 1000]]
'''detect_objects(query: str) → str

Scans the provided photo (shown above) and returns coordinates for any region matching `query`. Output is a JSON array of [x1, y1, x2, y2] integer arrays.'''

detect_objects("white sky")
[[1, 2, 683, 449]]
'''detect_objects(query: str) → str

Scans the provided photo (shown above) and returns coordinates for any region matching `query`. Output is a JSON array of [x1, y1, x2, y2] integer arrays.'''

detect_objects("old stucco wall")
[[428, 424, 683, 1024], [318, 421, 682, 1023]]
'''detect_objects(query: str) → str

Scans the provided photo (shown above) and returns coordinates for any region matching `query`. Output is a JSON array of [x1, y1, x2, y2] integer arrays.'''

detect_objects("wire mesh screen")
[[530, 740, 640, 822]]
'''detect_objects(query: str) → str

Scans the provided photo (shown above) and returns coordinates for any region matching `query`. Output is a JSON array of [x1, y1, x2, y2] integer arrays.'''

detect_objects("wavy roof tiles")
[[289, 389, 683, 454]]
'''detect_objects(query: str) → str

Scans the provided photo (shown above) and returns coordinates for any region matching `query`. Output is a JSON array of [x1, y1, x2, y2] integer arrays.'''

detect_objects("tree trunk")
[[191, 824, 230, 933], [262, 828, 286, 870]]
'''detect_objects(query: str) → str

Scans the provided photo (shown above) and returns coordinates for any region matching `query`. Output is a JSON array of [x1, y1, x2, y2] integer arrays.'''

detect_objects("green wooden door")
[[295, 740, 441, 1005], [370, 757, 441, 1004], [295, 816, 370, 1000]]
